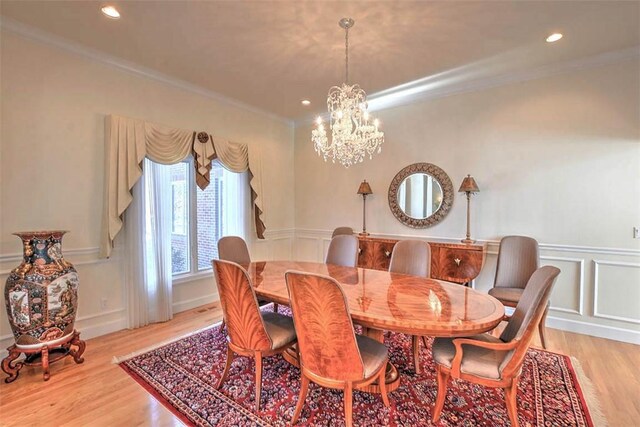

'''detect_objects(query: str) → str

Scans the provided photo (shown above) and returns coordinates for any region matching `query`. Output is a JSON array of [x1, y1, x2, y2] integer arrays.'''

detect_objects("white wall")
[[2, 26, 638, 351], [0, 31, 295, 351], [293, 58, 640, 343]]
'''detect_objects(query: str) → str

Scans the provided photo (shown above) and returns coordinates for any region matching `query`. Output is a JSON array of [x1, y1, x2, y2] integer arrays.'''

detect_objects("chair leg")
[[412, 335, 421, 374], [273, 303, 279, 313], [504, 377, 520, 427], [255, 351, 263, 411], [219, 319, 226, 332], [378, 363, 390, 407], [432, 364, 450, 422], [344, 382, 353, 427], [216, 346, 233, 389], [421, 336, 429, 348], [538, 306, 549, 349], [292, 374, 310, 425]]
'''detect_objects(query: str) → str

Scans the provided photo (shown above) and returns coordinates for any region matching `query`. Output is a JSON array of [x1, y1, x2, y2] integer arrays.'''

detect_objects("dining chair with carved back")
[[388, 239, 431, 374], [325, 234, 359, 268], [332, 226, 354, 238], [212, 259, 297, 411], [431, 265, 560, 427], [487, 236, 549, 348], [284, 270, 390, 427], [218, 236, 279, 319]]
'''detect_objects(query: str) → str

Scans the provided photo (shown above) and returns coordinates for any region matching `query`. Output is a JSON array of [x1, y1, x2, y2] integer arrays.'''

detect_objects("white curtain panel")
[[124, 160, 173, 328]]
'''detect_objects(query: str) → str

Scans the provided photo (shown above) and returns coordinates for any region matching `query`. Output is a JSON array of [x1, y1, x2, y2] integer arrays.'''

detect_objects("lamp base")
[[359, 232, 370, 236], [461, 238, 475, 244]]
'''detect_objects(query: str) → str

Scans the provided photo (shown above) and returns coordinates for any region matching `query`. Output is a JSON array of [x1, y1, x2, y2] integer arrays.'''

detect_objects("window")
[[151, 159, 248, 276]]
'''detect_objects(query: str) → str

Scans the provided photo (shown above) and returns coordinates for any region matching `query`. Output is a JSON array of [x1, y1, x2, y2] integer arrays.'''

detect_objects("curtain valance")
[[100, 114, 266, 258]]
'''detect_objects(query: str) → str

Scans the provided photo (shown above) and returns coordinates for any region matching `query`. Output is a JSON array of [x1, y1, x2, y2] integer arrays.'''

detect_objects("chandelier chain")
[[345, 25, 349, 84]]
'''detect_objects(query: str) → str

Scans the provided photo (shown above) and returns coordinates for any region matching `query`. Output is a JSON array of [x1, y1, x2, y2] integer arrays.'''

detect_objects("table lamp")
[[357, 180, 373, 236], [458, 175, 480, 244]]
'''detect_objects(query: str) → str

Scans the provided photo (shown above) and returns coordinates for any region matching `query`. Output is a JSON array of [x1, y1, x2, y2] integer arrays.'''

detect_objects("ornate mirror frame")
[[388, 162, 454, 228]]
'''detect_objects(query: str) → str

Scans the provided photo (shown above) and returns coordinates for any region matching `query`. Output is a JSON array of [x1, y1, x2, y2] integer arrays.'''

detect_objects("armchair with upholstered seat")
[[325, 234, 359, 268], [488, 235, 550, 348], [285, 271, 390, 427], [388, 239, 431, 374], [212, 259, 297, 411], [431, 265, 560, 427]]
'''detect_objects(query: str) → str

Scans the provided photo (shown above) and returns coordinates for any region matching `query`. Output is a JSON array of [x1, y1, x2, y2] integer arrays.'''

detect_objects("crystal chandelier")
[[312, 18, 384, 168]]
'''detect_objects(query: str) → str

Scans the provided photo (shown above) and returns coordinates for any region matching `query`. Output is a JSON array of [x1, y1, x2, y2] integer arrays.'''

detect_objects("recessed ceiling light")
[[546, 33, 563, 43], [301, 100, 311, 106], [101, 5, 121, 19]]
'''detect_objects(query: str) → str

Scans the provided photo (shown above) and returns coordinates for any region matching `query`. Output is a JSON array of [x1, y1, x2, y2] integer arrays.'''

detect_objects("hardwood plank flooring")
[[0, 304, 638, 426]]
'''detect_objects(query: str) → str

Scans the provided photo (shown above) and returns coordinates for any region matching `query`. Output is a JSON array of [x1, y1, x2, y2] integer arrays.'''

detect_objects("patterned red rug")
[[118, 314, 596, 426]]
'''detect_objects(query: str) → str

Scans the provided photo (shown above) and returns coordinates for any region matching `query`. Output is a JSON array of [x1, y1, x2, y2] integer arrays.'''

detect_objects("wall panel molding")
[[293, 229, 640, 344], [593, 259, 640, 324], [294, 229, 640, 257], [541, 256, 585, 315]]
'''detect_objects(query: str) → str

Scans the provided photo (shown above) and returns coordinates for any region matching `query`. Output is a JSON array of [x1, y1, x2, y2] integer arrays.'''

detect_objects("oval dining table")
[[245, 261, 505, 393]]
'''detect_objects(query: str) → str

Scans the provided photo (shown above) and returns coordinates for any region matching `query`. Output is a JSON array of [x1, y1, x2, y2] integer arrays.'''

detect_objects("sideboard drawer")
[[431, 245, 484, 284], [372, 241, 395, 271]]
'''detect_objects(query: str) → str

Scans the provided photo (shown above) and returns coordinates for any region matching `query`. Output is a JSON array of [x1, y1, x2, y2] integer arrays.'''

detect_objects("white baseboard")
[[546, 316, 640, 345], [172, 293, 218, 313]]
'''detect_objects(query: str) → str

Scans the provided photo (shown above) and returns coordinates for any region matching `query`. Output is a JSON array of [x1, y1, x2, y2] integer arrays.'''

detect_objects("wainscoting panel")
[[293, 229, 640, 344], [593, 260, 640, 324], [293, 236, 323, 262], [541, 256, 585, 315]]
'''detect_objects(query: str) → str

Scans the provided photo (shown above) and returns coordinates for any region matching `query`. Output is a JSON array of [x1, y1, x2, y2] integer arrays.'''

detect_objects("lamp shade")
[[458, 175, 480, 193], [357, 180, 373, 195]]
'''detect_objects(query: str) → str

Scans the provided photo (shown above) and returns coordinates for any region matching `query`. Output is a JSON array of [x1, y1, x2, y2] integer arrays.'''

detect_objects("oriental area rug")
[[117, 312, 601, 427]]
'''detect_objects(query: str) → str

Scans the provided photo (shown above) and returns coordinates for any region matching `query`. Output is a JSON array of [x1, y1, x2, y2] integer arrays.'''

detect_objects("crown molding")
[[0, 17, 294, 127], [295, 45, 640, 127]]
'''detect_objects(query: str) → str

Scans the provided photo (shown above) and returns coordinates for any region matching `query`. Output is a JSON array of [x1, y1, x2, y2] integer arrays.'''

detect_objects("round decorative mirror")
[[388, 163, 454, 228]]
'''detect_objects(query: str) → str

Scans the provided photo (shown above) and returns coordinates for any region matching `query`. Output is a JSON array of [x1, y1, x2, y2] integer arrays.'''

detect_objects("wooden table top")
[[246, 261, 505, 337]]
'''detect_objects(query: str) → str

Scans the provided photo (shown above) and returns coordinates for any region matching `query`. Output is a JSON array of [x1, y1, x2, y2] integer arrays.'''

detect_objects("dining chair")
[[284, 270, 390, 427], [212, 259, 297, 411], [332, 226, 354, 238], [487, 236, 548, 348], [388, 239, 431, 374], [325, 234, 359, 268], [431, 265, 560, 427], [218, 236, 279, 315]]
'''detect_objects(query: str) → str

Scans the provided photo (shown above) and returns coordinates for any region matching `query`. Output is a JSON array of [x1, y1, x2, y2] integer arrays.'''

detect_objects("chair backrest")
[[285, 270, 364, 381], [218, 236, 251, 264], [325, 235, 359, 267], [494, 236, 539, 289], [212, 259, 271, 351], [388, 239, 431, 278], [331, 226, 354, 238], [499, 265, 560, 375]]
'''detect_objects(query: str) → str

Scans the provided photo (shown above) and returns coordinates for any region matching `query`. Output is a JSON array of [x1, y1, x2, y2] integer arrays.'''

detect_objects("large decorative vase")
[[2, 231, 85, 383]]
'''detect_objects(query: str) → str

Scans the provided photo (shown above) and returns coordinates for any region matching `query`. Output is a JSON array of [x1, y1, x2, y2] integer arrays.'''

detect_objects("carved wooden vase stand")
[[2, 231, 85, 383]]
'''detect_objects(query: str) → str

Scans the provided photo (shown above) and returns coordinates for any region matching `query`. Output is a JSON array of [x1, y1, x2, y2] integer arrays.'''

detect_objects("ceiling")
[[1, 1, 638, 121]]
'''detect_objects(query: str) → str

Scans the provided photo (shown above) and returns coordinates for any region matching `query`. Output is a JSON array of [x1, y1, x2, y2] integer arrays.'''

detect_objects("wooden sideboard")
[[357, 236, 486, 285]]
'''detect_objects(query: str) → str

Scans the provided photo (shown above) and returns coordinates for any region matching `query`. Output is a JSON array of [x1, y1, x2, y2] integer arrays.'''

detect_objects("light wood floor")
[[1, 304, 638, 427]]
